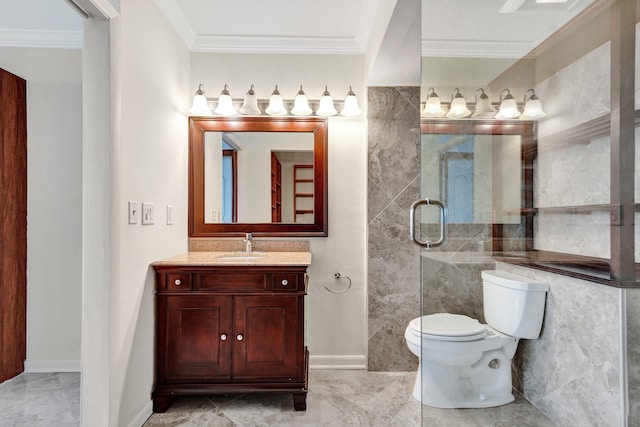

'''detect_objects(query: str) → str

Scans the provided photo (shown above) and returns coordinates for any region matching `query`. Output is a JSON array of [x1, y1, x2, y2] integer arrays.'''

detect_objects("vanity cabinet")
[[152, 264, 309, 412]]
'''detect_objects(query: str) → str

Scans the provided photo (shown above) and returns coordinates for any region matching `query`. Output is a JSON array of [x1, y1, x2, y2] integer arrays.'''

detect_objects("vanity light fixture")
[[446, 88, 471, 119], [520, 89, 546, 119], [238, 84, 261, 115], [290, 85, 313, 116], [189, 84, 211, 115], [316, 86, 337, 116], [214, 84, 238, 115], [471, 88, 496, 118], [495, 89, 521, 119], [422, 87, 446, 117], [265, 85, 287, 116], [340, 86, 362, 116], [195, 83, 362, 117]]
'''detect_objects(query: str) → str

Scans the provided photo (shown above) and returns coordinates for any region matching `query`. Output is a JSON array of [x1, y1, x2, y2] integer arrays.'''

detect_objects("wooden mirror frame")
[[189, 116, 328, 237]]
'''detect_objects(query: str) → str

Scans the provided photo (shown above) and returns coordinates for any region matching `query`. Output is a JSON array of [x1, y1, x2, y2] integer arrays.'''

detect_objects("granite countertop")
[[152, 251, 312, 267]]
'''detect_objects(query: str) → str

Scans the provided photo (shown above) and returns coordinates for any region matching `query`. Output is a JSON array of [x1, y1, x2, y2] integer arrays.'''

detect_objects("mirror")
[[421, 119, 536, 251], [189, 116, 328, 237]]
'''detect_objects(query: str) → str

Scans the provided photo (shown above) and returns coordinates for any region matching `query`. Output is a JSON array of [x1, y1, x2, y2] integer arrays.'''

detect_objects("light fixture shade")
[[238, 84, 261, 115], [316, 86, 337, 116], [265, 85, 287, 116], [189, 84, 211, 115], [422, 87, 445, 117], [214, 84, 238, 115], [446, 88, 471, 119], [520, 90, 546, 119], [291, 85, 313, 116], [495, 89, 521, 119], [471, 89, 496, 118], [340, 86, 362, 116]]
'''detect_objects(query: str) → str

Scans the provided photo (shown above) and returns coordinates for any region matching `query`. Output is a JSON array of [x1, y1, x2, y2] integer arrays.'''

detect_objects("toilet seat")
[[408, 313, 487, 342]]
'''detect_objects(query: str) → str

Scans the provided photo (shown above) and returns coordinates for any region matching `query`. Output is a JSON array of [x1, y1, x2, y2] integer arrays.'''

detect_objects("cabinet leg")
[[152, 395, 174, 413], [293, 392, 307, 411]]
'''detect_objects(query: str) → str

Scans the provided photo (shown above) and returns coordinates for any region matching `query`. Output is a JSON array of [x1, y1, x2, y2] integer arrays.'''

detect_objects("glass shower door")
[[412, 123, 531, 416]]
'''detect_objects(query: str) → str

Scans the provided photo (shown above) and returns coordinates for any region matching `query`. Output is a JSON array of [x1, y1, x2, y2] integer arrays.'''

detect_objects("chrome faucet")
[[243, 233, 253, 253]]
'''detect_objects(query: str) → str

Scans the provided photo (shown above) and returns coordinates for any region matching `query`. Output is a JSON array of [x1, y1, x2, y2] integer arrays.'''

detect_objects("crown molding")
[[0, 29, 82, 49], [191, 35, 364, 54], [421, 39, 535, 58]]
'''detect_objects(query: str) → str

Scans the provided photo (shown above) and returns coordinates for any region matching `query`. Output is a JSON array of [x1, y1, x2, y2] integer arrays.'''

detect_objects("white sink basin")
[[215, 252, 267, 261]]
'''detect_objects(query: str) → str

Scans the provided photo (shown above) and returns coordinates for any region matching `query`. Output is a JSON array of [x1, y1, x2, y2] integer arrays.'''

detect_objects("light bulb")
[[291, 85, 312, 116], [340, 86, 361, 116], [214, 84, 237, 115], [265, 85, 287, 116], [316, 86, 337, 116], [189, 84, 211, 115], [238, 84, 261, 115]]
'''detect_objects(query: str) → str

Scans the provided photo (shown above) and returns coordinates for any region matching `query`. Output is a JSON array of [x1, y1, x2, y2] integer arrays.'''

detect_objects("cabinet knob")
[[236, 334, 244, 341], [220, 334, 227, 341], [174, 279, 182, 286], [281, 279, 288, 286]]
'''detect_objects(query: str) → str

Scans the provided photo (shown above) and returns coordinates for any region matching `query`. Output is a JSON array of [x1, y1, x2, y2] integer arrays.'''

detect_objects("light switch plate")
[[166, 205, 174, 225], [128, 201, 139, 224], [142, 202, 155, 225]]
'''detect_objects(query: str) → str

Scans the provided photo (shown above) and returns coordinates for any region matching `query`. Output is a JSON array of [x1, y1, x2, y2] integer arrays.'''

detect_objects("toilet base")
[[412, 378, 514, 408], [412, 349, 515, 409]]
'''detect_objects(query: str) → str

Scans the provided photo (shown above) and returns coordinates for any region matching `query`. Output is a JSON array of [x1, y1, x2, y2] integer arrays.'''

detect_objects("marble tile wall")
[[627, 288, 640, 426], [420, 252, 495, 322], [367, 86, 421, 371], [500, 263, 623, 427]]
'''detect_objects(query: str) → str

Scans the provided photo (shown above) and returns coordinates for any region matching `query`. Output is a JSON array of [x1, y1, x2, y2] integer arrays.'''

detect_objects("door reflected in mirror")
[[204, 132, 315, 224]]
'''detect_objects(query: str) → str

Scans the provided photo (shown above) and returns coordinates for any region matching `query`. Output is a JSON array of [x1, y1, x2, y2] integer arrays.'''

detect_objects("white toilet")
[[404, 269, 549, 408]]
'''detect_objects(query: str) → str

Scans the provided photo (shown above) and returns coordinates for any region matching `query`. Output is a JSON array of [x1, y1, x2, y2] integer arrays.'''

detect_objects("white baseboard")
[[23, 359, 81, 373], [128, 401, 153, 427], [309, 355, 367, 370]]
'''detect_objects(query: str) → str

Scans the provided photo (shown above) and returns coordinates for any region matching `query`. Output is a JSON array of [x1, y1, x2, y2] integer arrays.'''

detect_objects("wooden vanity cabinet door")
[[232, 295, 301, 379], [164, 295, 232, 379]]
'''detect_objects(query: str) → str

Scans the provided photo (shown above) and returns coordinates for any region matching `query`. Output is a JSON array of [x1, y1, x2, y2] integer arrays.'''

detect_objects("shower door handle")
[[410, 198, 447, 248]]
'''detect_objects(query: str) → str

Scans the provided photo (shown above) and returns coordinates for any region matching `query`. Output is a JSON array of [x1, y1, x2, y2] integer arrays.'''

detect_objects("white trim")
[[87, 0, 119, 19], [421, 39, 535, 59], [191, 35, 364, 54], [309, 355, 367, 370], [127, 401, 153, 427], [0, 29, 82, 49], [24, 359, 81, 373], [152, 0, 196, 48]]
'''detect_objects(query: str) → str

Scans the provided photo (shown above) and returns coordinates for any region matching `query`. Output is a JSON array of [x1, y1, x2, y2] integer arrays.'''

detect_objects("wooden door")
[[0, 68, 27, 383], [232, 295, 300, 379], [164, 295, 233, 379]]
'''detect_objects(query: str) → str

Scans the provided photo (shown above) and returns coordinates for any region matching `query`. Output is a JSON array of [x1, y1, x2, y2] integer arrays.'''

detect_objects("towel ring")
[[325, 272, 352, 294]]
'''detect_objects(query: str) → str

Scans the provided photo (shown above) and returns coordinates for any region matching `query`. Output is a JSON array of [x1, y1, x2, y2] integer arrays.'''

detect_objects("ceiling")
[[0, 0, 596, 57]]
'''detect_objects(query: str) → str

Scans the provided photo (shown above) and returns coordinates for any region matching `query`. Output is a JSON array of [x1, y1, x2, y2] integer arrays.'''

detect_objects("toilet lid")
[[409, 313, 487, 341]]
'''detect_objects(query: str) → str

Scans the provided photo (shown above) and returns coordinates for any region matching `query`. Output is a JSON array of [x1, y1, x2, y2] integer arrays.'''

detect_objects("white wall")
[[0, 47, 82, 372], [191, 53, 368, 368], [109, 0, 190, 424]]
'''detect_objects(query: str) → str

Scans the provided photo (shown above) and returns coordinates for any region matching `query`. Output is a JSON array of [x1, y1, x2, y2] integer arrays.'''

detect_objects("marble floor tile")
[[0, 372, 80, 427], [0, 370, 555, 426], [144, 370, 556, 427]]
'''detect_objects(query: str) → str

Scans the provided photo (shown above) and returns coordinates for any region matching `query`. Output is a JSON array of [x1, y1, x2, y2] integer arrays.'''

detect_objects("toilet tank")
[[482, 270, 549, 339]]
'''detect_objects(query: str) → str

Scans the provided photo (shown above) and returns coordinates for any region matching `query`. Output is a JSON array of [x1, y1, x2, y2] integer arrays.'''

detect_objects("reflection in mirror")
[[204, 132, 314, 224], [422, 133, 522, 224], [420, 119, 536, 253], [190, 116, 328, 237]]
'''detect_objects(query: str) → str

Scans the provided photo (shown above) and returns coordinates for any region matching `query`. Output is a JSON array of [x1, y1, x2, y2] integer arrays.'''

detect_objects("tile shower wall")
[[628, 288, 640, 425], [367, 86, 421, 371], [501, 263, 623, 427]]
